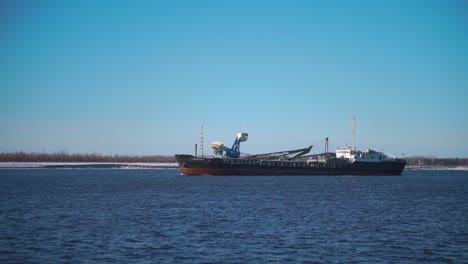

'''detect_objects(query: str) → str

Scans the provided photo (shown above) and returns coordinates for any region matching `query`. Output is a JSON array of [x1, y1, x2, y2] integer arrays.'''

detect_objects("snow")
[[0, 162, 178, 169], [405, 165, 468, 171]]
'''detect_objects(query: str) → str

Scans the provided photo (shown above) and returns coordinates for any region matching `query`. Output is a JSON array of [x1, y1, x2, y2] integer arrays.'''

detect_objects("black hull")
[[175, 155, 406, 176]]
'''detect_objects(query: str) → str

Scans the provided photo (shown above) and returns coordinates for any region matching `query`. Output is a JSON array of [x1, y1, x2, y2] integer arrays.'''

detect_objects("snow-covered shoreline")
[[0, 162, 179, 169], [405, 165, 468, 171]]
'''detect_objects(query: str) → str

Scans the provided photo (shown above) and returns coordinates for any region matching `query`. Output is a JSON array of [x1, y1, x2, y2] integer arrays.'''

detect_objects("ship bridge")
[[336, 148, 395, 163]]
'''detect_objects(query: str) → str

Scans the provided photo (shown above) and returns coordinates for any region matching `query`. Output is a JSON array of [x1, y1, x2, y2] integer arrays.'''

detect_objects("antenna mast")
[[200, 125, 204, 158], [325, 137, 329, 153], [352, 115, 356, 150]]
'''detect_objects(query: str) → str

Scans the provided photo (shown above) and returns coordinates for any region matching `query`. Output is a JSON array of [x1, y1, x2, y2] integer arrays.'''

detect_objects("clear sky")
[[1, 0, 467, 157]]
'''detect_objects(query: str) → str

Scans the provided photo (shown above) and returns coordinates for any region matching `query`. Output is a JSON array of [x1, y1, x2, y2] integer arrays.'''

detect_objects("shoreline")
[[405, 165, 468, 171], [0, 162, 179, 169]]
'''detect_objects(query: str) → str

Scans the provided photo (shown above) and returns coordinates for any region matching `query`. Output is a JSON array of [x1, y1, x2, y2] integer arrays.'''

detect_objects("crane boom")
[[247, 145, 313, 160], [210, 132, 312, 160]]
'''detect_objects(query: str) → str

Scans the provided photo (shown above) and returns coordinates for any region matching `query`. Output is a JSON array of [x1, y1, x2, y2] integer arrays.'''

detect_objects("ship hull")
[[175, 155, 406, 176]]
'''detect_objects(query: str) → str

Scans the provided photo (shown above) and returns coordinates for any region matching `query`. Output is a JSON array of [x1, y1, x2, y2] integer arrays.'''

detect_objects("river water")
[[1, 169, 467, 263]]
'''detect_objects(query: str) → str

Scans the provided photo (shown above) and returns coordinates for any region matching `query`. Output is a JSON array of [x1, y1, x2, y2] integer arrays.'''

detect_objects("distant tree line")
[[404, 156, 468, 167], [0, 151, 176, 163]]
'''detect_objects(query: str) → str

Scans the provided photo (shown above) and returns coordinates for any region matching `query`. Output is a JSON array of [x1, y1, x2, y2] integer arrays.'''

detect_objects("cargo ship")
[[175, 120, 406, 176]]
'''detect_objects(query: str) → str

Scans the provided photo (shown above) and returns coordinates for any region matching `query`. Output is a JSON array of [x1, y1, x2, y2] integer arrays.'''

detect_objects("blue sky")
[[1, 0, 467, 157]]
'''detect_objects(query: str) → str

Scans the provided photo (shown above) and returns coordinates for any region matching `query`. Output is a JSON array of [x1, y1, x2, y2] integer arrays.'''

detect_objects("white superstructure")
[[336, 148, 395, 163], [335, 116, 397, 163]]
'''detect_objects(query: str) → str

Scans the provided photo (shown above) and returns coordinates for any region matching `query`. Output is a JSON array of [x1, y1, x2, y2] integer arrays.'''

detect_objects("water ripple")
[[0, 169, 467, 263]]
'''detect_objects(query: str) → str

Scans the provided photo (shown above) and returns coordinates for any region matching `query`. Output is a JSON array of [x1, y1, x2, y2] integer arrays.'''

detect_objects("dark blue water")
[[1, 169, 467, 263]]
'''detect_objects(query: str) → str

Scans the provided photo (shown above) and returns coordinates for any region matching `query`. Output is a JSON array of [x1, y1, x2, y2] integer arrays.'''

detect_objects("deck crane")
[[209, 132, 313, 160], [209, 132, 248, 158], [246, 145, 313, 160]]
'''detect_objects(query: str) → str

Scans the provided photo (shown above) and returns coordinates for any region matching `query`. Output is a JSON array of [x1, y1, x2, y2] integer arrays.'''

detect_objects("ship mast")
[[352, 115, 356, 150], [200, 125, 204, 158]]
